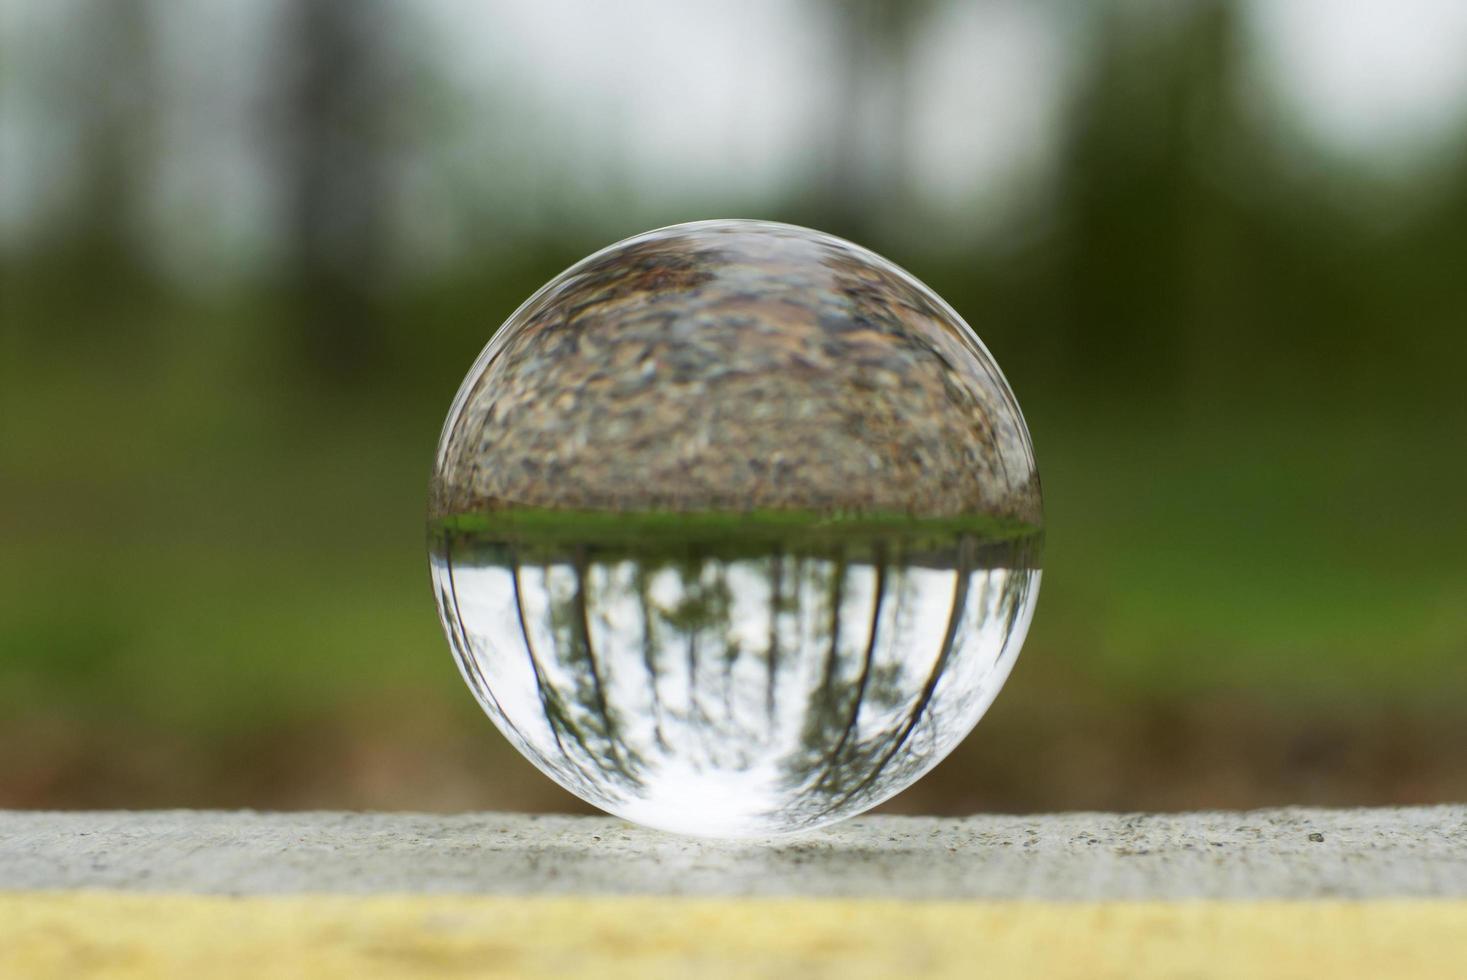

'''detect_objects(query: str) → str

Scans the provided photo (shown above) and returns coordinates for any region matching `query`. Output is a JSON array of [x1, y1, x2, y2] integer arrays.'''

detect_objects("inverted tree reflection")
[[432, 530, 1040, 833]]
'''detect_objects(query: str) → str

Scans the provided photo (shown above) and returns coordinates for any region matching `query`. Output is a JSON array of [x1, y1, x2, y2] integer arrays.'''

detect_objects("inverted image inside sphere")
[[431, 220, 1040, 524], [428, 220, 1043, 837]]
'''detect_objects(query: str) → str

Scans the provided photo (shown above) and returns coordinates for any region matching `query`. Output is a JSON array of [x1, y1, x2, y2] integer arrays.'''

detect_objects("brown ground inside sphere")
[[433, 223, 1041, 525]]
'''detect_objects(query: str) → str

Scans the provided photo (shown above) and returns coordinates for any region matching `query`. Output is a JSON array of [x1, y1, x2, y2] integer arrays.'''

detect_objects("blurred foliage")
[[1, 0, 1464, 812]]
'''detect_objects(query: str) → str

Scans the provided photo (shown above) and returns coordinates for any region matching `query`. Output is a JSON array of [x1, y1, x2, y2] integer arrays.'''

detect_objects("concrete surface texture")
[[3, 805, 1464, 899]]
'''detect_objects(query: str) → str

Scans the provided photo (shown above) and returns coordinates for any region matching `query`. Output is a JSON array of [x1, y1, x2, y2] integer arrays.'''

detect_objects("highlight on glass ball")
[[428, 220, 1042, 838]]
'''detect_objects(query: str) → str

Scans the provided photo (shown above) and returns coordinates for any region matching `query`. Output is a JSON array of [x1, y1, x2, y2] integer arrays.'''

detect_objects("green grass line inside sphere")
[[431, 508, 1042, 561]]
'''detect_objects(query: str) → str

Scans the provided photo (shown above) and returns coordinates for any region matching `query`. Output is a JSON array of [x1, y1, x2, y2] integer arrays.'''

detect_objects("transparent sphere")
[[428, 220, 1042, 837]]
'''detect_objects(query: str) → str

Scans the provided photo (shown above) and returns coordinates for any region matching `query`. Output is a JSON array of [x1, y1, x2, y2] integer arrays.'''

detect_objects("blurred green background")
[[3, 0, 1465, 815]]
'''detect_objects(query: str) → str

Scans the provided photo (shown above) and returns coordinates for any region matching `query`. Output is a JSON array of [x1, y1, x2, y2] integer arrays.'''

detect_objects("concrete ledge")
[[3, 805, 1464, 899], [5, 808, 1465, 978]]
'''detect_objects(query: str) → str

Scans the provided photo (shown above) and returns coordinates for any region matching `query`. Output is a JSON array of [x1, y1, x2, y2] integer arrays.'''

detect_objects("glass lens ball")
[[429, 220, 1042, 837]]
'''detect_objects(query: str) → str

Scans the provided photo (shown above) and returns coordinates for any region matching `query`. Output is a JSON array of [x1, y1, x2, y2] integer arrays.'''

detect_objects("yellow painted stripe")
[[3, 893, 1464, 979]]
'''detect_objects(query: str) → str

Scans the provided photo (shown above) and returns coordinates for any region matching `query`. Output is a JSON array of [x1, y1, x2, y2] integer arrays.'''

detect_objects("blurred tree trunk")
[[1049, 0, 1248, 409], [273, 0, 398, 382], [813, 0, 935, 243], [56, 0, 158, 315]]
